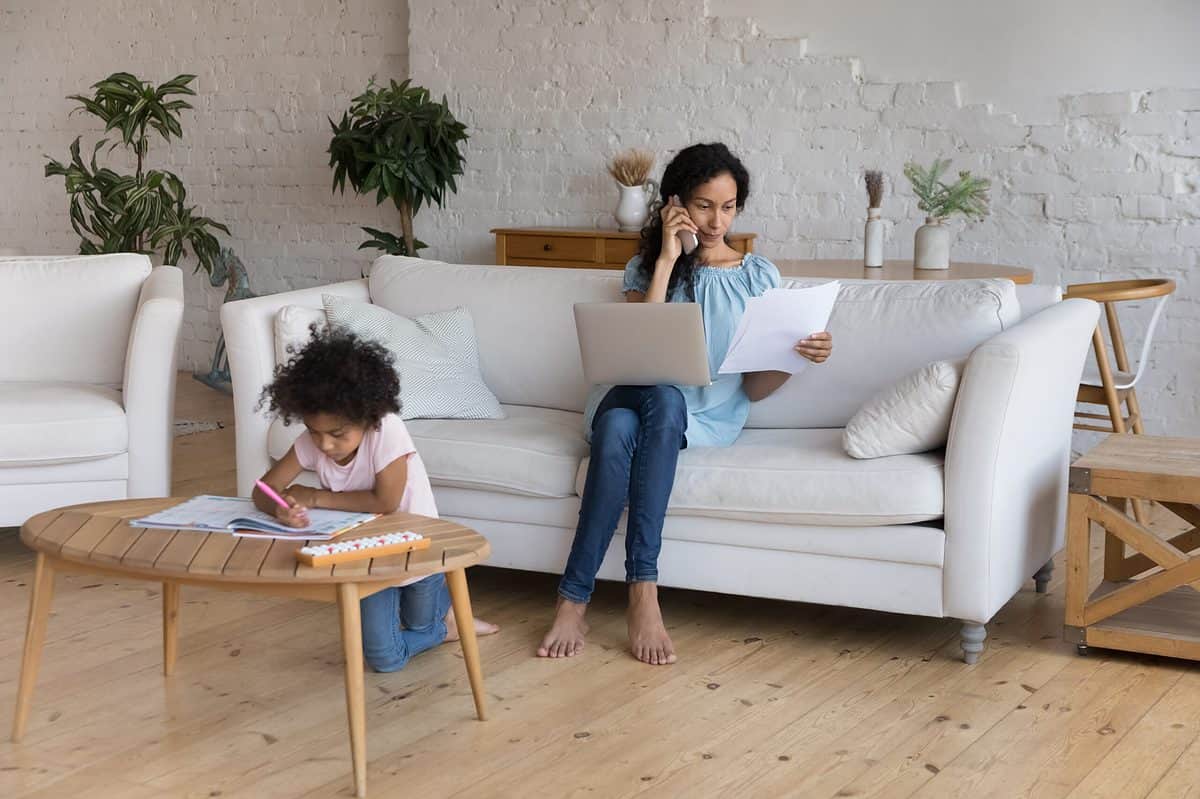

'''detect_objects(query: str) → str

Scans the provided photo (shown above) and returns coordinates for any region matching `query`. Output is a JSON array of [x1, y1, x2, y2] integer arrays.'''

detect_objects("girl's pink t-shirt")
[[292, 414, 438, 518]]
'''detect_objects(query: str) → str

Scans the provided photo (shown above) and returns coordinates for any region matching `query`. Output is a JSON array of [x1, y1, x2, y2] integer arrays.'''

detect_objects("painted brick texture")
[[409, 0, 1200, 436], [5, 1, 1198, 436], [1, 0, 408, 370]]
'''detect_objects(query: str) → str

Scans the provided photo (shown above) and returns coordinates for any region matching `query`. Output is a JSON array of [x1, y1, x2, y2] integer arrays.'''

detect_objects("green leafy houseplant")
[[44, 72, 229, 273], [328, 78, 469, 256], [903, 159, 990, 221]]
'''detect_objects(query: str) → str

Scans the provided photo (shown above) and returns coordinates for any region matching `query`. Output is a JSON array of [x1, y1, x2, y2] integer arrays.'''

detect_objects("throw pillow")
[[323, 295, 505, 421], [274, 305, 327, 365], [843, 359, 965, 459]]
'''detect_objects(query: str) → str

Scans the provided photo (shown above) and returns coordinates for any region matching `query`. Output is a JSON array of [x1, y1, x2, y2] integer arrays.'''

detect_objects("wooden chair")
[[1065, 278, 1175, 523], [1065, 279, 1174, 436]]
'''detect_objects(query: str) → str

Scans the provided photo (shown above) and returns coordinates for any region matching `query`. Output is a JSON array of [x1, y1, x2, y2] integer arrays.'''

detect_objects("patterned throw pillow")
[[323, 295, 505, 421]]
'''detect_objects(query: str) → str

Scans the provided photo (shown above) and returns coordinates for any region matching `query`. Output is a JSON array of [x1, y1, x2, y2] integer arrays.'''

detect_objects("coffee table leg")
[[12, 553, 56, 742], [163, 581, 180, 676], [446, 568, 487, 721], [337, 582, 367, 798]]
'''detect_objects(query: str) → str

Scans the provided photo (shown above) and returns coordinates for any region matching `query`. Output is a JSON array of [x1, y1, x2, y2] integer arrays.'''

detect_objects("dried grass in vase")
[[607, 148, 655, 187], [864, 170, 884, 209]]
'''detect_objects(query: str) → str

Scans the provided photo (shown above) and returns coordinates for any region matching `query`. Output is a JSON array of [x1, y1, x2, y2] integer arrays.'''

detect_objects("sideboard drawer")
[[491, 227, 756, 271], [604, 238, 640, 266], [505, 234, 597, 264]]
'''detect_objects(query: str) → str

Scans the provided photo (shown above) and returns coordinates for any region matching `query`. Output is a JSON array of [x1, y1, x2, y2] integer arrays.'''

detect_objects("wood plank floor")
[[2, 374, 1198, 798]]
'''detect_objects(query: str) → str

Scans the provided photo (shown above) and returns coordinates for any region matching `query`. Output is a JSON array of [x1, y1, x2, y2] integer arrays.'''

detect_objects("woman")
[[538, 143, 834, 665]]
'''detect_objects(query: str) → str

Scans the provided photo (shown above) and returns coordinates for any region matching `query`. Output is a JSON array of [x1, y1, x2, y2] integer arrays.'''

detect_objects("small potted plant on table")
[[903, 159, 990, 269]]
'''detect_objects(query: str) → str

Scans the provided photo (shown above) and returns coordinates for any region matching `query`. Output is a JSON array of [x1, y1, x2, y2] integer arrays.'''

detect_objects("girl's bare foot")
[[537, 597, 589, 658], [627, 582, 676, 665], [444, 607, 499, 642]]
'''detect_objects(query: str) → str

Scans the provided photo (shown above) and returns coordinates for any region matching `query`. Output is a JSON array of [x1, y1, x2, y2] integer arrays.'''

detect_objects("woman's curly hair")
[[635, 142, 751, 300], [258, 327, 400, 427]]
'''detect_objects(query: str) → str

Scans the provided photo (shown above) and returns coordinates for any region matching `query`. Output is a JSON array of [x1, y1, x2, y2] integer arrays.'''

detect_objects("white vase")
[[614, 181, 656, 232], [864, 207, 883, 267], [914, 217, 950, 269]]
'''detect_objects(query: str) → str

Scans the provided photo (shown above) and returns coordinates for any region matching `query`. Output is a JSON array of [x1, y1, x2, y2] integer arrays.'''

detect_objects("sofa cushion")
[[0, 254, 151, 384], [746, 278, 1018, 429], [269, 405, 588, 499], [1014, 283, 1063, 319], [324, 295, 504, 421], [843, 359, 964, 459], [576, 427, 944, 526], [0, 383, 128, 466], [369, 257, 624, 412], [274, 305, 326, 364]]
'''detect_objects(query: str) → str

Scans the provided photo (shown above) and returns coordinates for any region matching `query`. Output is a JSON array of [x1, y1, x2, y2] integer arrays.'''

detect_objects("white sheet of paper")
[[718, 281, 840, 374]]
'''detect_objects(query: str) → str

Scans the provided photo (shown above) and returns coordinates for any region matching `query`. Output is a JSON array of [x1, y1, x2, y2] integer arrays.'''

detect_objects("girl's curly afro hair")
[[258, 326, 400, 427]]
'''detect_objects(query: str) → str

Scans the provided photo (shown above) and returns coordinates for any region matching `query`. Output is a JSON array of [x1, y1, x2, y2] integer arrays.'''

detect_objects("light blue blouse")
[[582, 252, 782, 448]]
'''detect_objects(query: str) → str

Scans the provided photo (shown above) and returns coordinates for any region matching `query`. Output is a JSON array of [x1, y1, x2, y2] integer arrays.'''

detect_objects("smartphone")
[[670, 195, 698, 255]]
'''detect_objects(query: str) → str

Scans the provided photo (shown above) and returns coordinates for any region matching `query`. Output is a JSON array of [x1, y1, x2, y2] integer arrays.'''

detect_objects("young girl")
[[255, 328, 497, 672], [539, 142, 834, 666]]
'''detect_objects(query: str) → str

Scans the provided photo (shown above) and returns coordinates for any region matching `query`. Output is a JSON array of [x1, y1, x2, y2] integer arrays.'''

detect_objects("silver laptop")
[[574, 302, 711, 387]]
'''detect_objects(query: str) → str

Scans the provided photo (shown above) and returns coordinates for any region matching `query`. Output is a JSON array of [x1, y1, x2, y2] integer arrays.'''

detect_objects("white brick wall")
[[410, 0, 1200, 436], [5, 1, 1197, 436], [1, 0, 408, 371]]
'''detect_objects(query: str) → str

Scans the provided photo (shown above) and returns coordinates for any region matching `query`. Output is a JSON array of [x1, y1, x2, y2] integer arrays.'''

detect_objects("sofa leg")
[[1033, 560, 1054, 594], [960, 622, 987, 665]]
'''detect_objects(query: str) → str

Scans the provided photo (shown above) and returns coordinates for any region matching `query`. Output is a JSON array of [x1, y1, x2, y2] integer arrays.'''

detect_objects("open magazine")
[[130, 495, 377, 540]]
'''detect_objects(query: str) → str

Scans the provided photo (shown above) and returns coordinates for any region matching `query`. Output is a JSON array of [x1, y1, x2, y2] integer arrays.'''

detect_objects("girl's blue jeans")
[[360, 572, 451, 672], [558, 385, 687, 604]]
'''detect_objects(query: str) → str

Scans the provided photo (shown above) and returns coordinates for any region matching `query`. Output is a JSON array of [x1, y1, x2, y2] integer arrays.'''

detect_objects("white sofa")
[[0, 254, 184, 526], [223, 256, 1097, 662]]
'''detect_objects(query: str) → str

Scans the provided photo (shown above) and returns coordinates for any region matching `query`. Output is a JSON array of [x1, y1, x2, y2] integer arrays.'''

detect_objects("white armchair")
[[0, 254, 184, 526]]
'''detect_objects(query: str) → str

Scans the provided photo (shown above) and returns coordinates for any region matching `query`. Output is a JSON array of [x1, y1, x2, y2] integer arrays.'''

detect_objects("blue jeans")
[[558, 385, 688, 603], [360, 573, 451, 672]]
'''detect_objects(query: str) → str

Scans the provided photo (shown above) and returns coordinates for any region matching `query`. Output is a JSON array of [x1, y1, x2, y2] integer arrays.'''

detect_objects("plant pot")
[[615, 181, 656, 232], [914, 217, 950, 270], [864, 207, 884, 267]]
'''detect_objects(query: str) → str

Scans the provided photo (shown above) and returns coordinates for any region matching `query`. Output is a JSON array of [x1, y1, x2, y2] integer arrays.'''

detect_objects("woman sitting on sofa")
[[538, 142, 834, 665]]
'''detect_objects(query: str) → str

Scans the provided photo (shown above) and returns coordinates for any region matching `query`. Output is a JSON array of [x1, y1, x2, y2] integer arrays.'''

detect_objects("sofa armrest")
[[123, 265, 185, 497], [942, 298, 1099, 623], [221, 279, 369, 496]]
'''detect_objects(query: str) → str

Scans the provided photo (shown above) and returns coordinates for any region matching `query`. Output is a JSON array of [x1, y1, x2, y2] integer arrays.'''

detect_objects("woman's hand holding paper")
[[794, 331, 833, 364]]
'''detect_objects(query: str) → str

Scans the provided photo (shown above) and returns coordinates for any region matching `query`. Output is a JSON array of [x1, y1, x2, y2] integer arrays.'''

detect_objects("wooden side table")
[[12, 498, 492, 798], [1065, 435, 1200, 660], [491, 226, 756, 270]]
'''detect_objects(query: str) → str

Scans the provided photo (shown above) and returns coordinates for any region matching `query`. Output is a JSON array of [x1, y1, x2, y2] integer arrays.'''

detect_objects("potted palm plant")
[[903, 159, 990, 269], [44, 72, 228, 273], [328, 78, 469, 257]]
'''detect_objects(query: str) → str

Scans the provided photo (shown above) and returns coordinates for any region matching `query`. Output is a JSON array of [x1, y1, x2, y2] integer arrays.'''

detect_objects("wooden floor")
[[2, 375, 1199, 798]]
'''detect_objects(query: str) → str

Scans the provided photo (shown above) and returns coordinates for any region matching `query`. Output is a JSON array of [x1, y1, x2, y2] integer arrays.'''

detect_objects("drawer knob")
[[543, 243, 552, 251]]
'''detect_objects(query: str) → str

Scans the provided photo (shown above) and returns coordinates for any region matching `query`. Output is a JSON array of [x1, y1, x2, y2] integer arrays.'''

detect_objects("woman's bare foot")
[[537, 597, 589, 658], [627, 582, 676, 665], [444, 607, 500, 642]]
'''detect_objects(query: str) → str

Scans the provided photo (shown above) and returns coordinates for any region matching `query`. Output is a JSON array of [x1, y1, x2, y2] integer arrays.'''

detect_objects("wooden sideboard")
[[491, 227, 757, 270]]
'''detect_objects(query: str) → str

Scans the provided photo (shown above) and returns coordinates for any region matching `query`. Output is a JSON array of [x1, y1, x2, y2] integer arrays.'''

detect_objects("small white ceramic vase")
[[615, 180, 657, 232], [913, 216, 950, 270], [864, 207, 884, 267]]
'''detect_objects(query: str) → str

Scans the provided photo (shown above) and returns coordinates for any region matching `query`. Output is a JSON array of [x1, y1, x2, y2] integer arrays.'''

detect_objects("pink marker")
[[255, 479, 292, 510]]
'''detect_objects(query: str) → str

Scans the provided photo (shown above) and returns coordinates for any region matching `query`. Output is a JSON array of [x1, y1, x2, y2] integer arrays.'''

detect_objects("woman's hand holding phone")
[[658, 195, 699, 265]]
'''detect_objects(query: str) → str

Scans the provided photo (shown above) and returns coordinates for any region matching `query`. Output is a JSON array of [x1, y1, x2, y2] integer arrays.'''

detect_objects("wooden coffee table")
[[11, 498, 492, 798], [1065, 435, 1200, 660]]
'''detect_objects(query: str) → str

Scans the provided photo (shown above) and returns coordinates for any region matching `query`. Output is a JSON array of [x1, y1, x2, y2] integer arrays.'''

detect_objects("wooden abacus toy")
[[296, 531, 429, 567]]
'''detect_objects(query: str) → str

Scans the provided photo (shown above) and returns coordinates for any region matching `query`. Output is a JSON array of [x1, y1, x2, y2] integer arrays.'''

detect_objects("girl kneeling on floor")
[[254, 328, 498, 671]]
